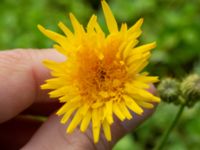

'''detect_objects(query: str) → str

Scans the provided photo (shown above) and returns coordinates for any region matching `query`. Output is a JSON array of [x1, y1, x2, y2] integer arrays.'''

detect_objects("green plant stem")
[[154, 104, 186, 150]]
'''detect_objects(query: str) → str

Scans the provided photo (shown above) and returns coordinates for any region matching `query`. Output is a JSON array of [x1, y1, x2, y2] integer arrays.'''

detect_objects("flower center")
[[74, 49, 128, 105]]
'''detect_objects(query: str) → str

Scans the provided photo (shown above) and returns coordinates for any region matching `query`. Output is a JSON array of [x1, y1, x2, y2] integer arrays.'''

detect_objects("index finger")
[[0, 49, 65, 123]]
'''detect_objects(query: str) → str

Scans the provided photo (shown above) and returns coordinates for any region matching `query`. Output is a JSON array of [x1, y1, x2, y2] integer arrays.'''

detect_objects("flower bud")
[[180, 74, 200, 107], [158, 78, 180, 104]]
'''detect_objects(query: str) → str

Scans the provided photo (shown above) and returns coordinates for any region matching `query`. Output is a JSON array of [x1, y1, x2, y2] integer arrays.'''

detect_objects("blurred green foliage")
[[0, 0, 200, 149]]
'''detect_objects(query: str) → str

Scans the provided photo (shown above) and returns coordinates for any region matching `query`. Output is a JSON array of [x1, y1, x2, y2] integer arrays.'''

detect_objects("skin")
[[0, 49, 157, 150]]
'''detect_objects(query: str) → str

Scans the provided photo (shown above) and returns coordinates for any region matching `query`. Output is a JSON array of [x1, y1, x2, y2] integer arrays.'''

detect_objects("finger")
[[22, 86, 157, 150], [0, 49, 65, 123], [22, 107, 155, 150], [22, 115, 97, 150], [0, 116, 43, 150]]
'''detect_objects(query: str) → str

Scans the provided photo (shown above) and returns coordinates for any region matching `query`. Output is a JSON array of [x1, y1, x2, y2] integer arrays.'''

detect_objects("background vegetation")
[[0, 0, 200, 149]]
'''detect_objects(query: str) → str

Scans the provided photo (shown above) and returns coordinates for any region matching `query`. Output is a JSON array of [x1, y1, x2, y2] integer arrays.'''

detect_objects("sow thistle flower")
[[38, 0, 160, 143]]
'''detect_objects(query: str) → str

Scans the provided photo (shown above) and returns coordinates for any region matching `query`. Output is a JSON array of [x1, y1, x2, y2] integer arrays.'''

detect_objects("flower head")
[[38, 0, 160, 143], [158, 78, 180, 104], [180, 74, 200, 107]]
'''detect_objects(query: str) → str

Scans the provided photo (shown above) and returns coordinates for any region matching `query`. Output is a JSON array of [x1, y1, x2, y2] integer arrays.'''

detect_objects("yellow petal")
[[69, 13, 85, 35], [92, 109, 101, 143], [135, 61, 149, 73], [116, 40, 138, 59], [102, 120, 111, 141], [104, 101, 113, 124], [58, 21, 73, 37], [41, 78, 66, 89], [56, 100, 80, 116], [113, 102, 126, 121], [60, 105, 79, 124], [94, 20, 105, 37], [87, 15, 97, 33], [128, 80, 150, 89], [101, 0, 118, 33], [37, 25, 67, 45], [123, 40, 138, 59], [128, 60, 148, 75], [137, 101, 154, 109], [125, 86, 160, 102], [40, 84, 52, 90], [53, 44, 68, 56], [135, 74, 159, 83], [120, 23, 128, 32], [43, 60, 66, 73], [67, 108, 84, 133], [130, 42, 156, 56], [49, 86, 73, 98], [118, 102, 132, 120], [59, 95, 74, 102], [123, 95, 143, 115], [127, 52, 150, 66], [59, 93, 80, 102], [128, 18, 143, 34], [80, 110, 92, 132], [128, 30, 142, 40], [80, 104, 90, 116]]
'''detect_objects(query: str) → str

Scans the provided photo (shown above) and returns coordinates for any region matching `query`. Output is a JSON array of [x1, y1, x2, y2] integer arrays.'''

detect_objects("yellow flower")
[[38, 0, 160, 143]]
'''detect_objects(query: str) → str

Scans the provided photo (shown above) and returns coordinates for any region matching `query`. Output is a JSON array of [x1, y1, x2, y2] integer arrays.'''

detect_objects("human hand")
[[0, 49, 157, 150]]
